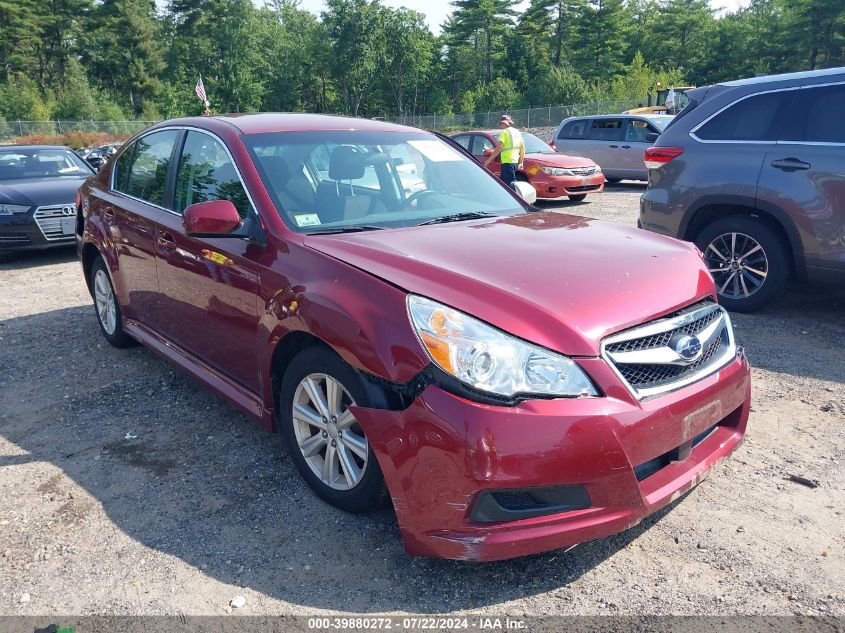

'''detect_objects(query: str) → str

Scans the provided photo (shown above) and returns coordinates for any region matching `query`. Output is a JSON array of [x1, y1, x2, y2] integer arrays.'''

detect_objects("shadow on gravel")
[[0, 246, 77, 271], [0, 306, 685, 613], [0, 284, 840, 612]]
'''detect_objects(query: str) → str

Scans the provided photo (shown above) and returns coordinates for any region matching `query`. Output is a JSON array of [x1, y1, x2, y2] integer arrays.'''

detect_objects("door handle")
[[609, 145, 619, 149], [621, 145, 631, 149], [771, 158, 810, 171], [157, 232, 176, 247]]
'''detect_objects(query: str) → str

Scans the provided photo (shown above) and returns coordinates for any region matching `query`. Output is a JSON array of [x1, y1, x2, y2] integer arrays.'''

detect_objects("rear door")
[[153, 129, 264, 391], [585, 118, 626, 178], [761, 82, 845, 277], [553, 118, 591, 156], [102, 130, 180, 324]]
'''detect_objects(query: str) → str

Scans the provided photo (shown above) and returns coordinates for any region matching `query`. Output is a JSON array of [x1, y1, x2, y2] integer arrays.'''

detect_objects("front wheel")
[[279, 347, 386, 513], [568, 194, 587, 202], [695, 216, 789, 312]]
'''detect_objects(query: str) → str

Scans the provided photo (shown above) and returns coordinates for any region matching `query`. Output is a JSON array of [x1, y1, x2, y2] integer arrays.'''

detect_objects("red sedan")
[[451, 129, 605, 201], [77, 114, 750, 561]]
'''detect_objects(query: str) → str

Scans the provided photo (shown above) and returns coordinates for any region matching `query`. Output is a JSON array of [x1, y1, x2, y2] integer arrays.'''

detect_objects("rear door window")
[[123, 130, 180, 206], [589, 119, 625, 141], [472, 134, 495, 159], [695, 91, 794, 142], [112, 145, 135, 192], [558, 119, 589, 140], [173, 131, 251, 218], [783, 83, 845, 144], [452, 135, 472, 152]]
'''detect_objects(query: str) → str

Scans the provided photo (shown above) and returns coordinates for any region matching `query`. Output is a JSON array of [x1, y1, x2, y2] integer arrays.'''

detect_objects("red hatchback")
[[77, 114, 750, 561], [451, 130, 605, 201]]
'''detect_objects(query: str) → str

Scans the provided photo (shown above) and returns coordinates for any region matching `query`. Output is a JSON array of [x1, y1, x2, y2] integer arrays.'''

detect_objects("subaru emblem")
[[673, 335, 702, 362]]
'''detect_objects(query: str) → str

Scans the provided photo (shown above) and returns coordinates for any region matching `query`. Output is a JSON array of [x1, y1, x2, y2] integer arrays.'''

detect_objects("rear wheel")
[[695, 216, 789, 312], [568, 194, 587, 202], [90, 256, 135, 347], [279, 347, 386, 513]]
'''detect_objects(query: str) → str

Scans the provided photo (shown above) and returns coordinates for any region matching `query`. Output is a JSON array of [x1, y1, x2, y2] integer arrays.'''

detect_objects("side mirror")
[[646, 132, 660, 143], [483, 148, 494, 157], [183, 200, 242, 236], [514, 180, 537, 205]]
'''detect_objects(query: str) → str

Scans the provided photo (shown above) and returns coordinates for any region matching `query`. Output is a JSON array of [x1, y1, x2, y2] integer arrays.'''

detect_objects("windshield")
[[522, 132, 556, 154], [648, 115, 675, 130], [0, 148, 93, 181], [243, 130, 527, 233]]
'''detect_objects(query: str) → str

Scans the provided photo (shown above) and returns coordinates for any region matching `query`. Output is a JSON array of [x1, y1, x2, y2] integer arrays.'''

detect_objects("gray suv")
[[640, 68, 845, 312], [551, 114, 674, 181]]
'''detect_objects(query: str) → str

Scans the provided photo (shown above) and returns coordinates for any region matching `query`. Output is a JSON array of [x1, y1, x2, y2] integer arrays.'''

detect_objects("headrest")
[[329, 146, 366, 181]]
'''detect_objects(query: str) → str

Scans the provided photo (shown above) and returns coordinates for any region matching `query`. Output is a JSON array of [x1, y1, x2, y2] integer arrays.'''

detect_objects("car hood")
[[525, 153, 596, 168], [305, 212, 715, 356], [0, 177, 87, 208]]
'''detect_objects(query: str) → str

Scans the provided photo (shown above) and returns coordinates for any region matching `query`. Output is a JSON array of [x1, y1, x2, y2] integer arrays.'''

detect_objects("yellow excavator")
[[625, 84, 695, 115]]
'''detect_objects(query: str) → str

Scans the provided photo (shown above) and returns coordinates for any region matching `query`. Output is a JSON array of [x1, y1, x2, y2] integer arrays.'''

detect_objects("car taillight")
[[644, 147, 684, 170]]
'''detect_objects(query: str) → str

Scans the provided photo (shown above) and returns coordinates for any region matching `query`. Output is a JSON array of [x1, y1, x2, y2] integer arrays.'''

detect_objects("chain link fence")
[[0, 120, 157, 142], [385, 99, 642, 132]]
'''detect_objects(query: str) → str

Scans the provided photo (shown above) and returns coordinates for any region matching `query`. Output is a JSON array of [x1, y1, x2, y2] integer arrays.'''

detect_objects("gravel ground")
[[1, 184, 843, 617]]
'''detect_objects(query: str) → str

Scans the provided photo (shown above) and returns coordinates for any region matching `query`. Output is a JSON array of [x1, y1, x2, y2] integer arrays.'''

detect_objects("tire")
[[516, 172, 529, 182], [694, 215, 790, 313], [279, 346, 386, 513], [568, 194, 587, 202], [90, 256, 136, 348], [606, 178, 622, 184]]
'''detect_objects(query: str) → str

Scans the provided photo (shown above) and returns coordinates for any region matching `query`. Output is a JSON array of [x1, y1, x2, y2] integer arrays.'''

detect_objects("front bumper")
[[351, 351, 750, 561], [531, 173, 605, 199], [0, 211, 77, 252]]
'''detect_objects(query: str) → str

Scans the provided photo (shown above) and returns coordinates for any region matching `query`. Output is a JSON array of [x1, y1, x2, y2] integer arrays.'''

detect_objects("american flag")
[[195, 76, 207, 103]]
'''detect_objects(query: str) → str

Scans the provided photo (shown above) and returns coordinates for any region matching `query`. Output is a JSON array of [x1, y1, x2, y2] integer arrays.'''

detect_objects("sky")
[[156, 0, 750, 35]]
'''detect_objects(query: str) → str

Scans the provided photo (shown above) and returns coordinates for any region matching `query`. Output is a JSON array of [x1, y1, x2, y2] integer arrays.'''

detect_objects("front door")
[[471, 134, 499, 177], [153, 130, 264, 392], [586, 118, 626, 179]]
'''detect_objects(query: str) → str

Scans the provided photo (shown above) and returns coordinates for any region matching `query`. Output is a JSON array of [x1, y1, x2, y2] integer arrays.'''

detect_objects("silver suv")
[[551, 114, 674, 182]]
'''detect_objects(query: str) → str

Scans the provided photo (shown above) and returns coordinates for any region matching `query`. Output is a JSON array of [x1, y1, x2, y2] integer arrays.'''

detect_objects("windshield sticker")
[[295, 214, 321, 227], [407, 140, 463, 162]]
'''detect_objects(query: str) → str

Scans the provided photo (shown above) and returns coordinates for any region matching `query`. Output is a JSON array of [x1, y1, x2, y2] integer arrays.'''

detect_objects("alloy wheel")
[[93, 269, 117, 335], [292, 373, 369, 491], [704, 232, 768, 300]]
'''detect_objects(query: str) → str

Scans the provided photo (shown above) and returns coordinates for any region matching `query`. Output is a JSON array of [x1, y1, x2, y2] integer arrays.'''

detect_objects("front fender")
[[258, 243, 430, 412]]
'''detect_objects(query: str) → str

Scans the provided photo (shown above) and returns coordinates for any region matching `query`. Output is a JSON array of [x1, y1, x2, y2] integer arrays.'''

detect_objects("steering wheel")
[[397, 189, 439, 211]]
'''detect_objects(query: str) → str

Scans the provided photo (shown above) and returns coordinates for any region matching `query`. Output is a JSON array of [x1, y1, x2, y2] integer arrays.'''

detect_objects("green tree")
[[322, 0, 384, 115], [570, 0, 630, 78], [380, 8, 434, 116], [450, 0, 517, 83], [84, 0, 165, 117]]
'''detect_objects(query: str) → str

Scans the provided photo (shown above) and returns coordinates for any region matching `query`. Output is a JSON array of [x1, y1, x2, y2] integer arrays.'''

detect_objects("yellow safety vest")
[[499, 127, 523, 164]]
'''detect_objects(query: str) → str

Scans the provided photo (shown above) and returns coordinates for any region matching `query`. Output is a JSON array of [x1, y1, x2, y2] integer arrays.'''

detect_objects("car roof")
[[163, 113, 426, 136], [717, 67, 845, 88], [0, 144, 71, 151]]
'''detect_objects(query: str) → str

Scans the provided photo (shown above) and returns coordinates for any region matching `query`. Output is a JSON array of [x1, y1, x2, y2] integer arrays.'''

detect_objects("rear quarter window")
[[783, 83, 845, 144], [694, 90, 794, 142], [557, 119, 589, 140]]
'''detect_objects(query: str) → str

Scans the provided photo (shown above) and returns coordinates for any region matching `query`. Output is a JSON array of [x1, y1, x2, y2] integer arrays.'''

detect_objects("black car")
[[0, 145, 95, 260]]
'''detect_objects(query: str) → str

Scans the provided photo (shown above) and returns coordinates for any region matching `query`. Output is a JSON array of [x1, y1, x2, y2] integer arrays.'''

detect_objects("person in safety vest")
[[485, 114, 525, 190]]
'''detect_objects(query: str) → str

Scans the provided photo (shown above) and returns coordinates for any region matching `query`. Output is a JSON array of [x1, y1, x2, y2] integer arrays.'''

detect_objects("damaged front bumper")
[[350, 353, 751, 561]]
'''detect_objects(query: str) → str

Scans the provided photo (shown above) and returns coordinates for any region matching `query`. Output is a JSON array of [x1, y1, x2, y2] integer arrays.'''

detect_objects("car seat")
[[315, 146, 371, 223]]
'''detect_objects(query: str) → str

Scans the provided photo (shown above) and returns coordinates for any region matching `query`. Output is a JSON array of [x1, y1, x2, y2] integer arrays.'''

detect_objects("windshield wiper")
[[306, 224, 386, 235], [416, 211, 497, 226]]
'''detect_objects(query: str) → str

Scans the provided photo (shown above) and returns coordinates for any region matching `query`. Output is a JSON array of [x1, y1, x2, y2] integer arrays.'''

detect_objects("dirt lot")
[[1, 183, 843, 617]]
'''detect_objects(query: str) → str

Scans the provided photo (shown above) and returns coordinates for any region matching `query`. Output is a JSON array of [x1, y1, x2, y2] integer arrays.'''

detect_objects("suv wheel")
[[279, 347, 386, 513], [695, 216, 789, 312], [90, 256, 136, 347]]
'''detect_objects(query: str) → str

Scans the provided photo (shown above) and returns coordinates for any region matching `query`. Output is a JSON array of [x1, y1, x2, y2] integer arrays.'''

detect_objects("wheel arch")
[[81, 241, 102, 296], [680, 196, 805, 281]]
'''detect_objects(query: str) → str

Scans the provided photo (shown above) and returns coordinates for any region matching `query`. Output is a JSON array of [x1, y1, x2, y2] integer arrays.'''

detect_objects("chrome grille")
[[602, 301, 736, 399], [34, 205, 77, 241], [570, 167, 598, 176]]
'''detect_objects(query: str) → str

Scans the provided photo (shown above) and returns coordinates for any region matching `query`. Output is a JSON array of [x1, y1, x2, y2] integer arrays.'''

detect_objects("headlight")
[[0, 204, 30, 215], [540, 166, 574, 176], [408, 295, 597, 398]]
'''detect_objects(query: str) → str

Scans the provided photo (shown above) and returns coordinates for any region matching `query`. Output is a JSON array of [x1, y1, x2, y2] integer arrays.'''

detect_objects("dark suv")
[[640, 68, 845, 312]]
